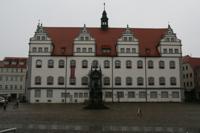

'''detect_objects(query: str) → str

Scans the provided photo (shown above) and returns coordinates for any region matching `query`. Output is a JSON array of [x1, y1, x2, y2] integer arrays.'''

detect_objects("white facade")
[[0, 58, 27, 100], [27, 24, 183, 103]]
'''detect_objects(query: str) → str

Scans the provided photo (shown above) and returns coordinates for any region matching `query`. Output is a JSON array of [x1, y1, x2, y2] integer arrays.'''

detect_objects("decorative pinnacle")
[[104, 3, 105, 10]]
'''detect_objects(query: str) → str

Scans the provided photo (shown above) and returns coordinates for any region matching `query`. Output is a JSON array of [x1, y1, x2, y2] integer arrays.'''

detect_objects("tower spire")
[[101, 3, 109, 30]]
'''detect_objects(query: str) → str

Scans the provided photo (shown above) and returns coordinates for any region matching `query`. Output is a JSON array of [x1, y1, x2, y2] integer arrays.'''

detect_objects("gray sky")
[[0, 0, 200, 59]]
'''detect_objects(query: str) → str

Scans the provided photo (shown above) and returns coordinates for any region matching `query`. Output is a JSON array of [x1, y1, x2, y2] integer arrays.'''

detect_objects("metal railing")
[[0, 128, 17, 133]]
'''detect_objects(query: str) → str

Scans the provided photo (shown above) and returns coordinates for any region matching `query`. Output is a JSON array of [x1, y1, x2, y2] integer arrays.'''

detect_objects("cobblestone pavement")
[[0, 102, 200, 133]]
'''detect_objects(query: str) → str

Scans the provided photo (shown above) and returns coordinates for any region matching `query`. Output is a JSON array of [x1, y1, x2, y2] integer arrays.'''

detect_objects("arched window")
[[36, 60, 42, 68], [58, 76, 64, 85], [115, 77, 121, 85], [159, 61, 165, 69], [137, 77, 144, 86], [58, 60, 65, 68], [148, 77, 154, 85], [32, 47, 37, 52], [115, 60, 121, 68], [38, 47, 42, 52], [92, 60, 98, 68], [81, 76, 88, 85], [148, 60, 153, 69], [159, 77, 165, 85], [104, 77, 110, 85], [104, 60, 110, 68], [82, 60, 88, 68], [126, 60, 132, 68], [69, 77, 76, 85], [70, 60, 76, 68], [47, 76, 54, 85], [35, 76, 41, 85], [169, 61, 175, 69], [126, 77, 132, 85], [48, 60, 54, 68], [170, 77, 176, 85], [137, 60, 143, 69]]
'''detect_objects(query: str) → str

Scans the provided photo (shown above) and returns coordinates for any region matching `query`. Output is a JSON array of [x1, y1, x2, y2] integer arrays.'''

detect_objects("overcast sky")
[[0, 0, 200, 59]]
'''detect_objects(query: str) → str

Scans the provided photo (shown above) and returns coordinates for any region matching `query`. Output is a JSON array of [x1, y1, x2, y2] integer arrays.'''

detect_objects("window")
[[76, 48, 81, 53], [47, 89, 53, 98], [139, 91, 146, 98], [150, 91, 157, 98], [117, 92, 124, 98], [88, 48, 92, 53], [32, 47, 37, 52], [175, 49, 179, 54], [163, 49, 167, 54], [70, 78, 76, 85], [137, 77, 144, 86], [132, 48, 136, 53], [48, 60, 54, 68], [47, 76, 54, 85], [81, 77, 88, 85], [92, 60, 98, 68], [84, 93, 88, 98], [190, 73, 192, 78], [126, 60, 132, 68], [79, 93, 83, 98], [42, 36, 46, 40], [161, 91, 168, 98], [70, 60, 76, 68], [169, 61, 175, 69], [0, 76, 2, 81], [104, 60, 110, 68], [169, 49, 173, 54], [82, 60, 88, 68], [148, 77, 154, 86], [120, 48, 125, 53], [148, 60, 154, 69], [102, 48, 111, 54], [172, 91, 179, 98], [123, 37, 127, 41], [36, 36, 40, 40], [105, 92, 112, 98], [59, 60, 65, 68], [159, 77, 165, 85], [159, 61, 165, 69], [170, 77, 176, 85], [74, 93, 78, 98], [115, 60, 121, 68], [35, 90, 41, 98], [36, 60, 42, 68], [137, 60, 143, 69], [35, 76, 41, 85], [115, 77, 121, 85], [126, 77, 132, 86], [128, 92, 135, 98], [38, 47, 42, 52], [104, 77, 110, 85], [126, 48, 130, 53], [129, 37, 133, 41], [58, 76, 64, 85], [82, 48, 87, 53], [44, 48, 48, 52]]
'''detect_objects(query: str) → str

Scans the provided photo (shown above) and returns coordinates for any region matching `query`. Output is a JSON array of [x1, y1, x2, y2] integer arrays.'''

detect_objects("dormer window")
[[124, 37, 127, 41], [128, 37, 133, 41], [102, 48, 111, 54], [76, 48, 81, 53], [38, 47, 42, 52], [120, 48, 125, 53], [82, 48, 87, 53], [36, 36, 40, 40], [80, 37, 84, 41], [42, 36, 46, 40], [88, 48, 92, 53]]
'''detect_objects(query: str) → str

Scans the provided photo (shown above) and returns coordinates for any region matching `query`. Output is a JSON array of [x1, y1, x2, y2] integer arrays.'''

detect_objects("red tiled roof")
[[44, 27, 167, 57], [0, 57, 27, 68], [182, 55, 200, 70]]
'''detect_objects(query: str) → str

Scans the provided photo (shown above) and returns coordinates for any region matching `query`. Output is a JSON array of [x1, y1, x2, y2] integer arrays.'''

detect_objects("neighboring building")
[[27, 9, 183, 103], [0, 57, 27, 100], [182, 55, 200, 101]]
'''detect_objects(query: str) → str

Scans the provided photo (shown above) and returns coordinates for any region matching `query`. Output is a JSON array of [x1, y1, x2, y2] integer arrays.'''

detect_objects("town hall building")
[[27, 9, 183, 103]]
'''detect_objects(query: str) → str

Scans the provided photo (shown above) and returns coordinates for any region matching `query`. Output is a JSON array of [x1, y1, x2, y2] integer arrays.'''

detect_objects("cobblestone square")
[[0, 103, 200, 132]]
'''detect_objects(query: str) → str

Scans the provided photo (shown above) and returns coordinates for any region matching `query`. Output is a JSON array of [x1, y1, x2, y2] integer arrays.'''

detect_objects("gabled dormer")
[[158, 25, 182, 57], [74, 24, 95, 56], [29, 23, 53, 56], [117, 25, 139, 57]]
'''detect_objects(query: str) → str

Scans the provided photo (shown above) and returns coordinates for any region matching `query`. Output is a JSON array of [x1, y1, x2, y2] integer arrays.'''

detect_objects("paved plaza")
[[0, 102, 200, 133]]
